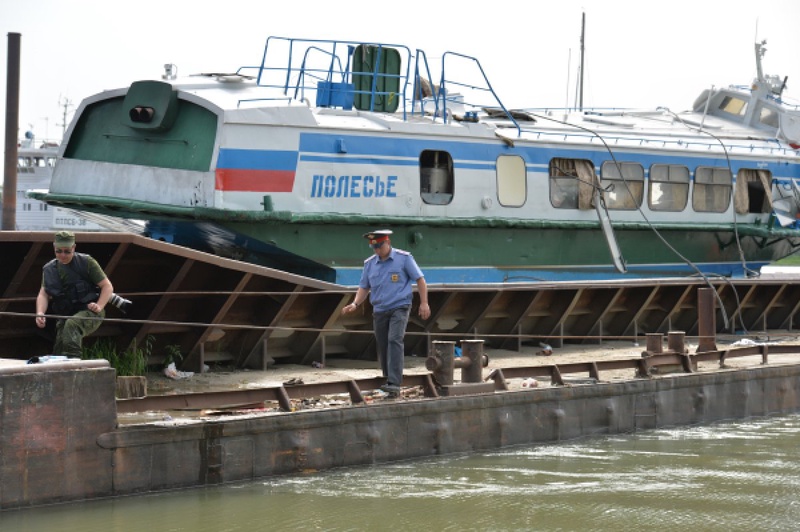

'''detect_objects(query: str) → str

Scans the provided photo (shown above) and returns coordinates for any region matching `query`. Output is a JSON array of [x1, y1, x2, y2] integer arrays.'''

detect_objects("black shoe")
[[380, 383, 401, 395]]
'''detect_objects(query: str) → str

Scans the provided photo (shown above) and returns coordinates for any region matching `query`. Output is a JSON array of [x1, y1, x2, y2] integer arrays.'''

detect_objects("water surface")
[[3, 415, 799, 531]]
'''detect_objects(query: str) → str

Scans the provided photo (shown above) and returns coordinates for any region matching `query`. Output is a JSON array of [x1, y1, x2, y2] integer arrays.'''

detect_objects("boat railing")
[[415, 50, 520, 135], [728, 83, 800, 111], [251, 37, 414, 118], [245, 37, 522, 131], [514, 125, 797, 156]]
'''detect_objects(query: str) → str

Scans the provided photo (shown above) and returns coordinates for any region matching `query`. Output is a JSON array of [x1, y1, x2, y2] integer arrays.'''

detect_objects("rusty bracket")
[[346, 380, 365, 404], [637, 358, 651, 378], [276, 386, 292, 412], [550, 365, 564, 386], [486, 368, 509, 391]]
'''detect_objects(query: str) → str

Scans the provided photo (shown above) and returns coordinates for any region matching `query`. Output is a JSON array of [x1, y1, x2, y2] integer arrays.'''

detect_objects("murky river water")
[[2, 414, 799, 531]]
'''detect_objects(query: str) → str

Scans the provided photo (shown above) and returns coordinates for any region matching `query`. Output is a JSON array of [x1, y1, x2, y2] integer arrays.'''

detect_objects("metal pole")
[[578, 12, 585, 111], [3, 32, 21, 230], [696, 287, 718, 353]]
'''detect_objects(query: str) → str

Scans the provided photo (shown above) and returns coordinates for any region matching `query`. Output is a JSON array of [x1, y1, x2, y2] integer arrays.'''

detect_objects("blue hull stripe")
[[334, 262, 773, 286], [217, 134, 798, 179], [217, 149, 298, 171]]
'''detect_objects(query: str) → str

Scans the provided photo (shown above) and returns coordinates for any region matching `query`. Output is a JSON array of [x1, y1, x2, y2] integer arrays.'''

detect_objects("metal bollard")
[[459, 340, 489, 383], [426, 341, 456, 385], [667, 331, 687, 354], [426, 340, 489, 386], [644, 333, 663, 356]]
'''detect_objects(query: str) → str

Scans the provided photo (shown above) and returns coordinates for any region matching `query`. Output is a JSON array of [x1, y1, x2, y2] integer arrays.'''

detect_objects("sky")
[[2, 0, 800, 146]]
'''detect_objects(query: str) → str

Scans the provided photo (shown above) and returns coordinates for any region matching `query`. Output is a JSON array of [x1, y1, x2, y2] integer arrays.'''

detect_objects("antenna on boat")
[[578, 11, 585, 112], [57, 96, 74, 140], [755, 40, 767, 82], [565, 48, 572, 114]]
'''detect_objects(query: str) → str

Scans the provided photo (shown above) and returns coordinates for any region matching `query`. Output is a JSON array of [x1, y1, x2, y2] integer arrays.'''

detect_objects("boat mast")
[[578, 11, 585, 111], [58, 97, 73, 140]]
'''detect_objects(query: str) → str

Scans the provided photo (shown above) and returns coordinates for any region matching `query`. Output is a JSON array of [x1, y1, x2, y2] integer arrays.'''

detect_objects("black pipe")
[[2, 32, 21, 230]]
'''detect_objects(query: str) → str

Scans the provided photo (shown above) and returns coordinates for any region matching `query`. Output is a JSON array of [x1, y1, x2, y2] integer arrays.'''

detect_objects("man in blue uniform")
[[35, 231, 114, 356], [341, 230, 430, 396]]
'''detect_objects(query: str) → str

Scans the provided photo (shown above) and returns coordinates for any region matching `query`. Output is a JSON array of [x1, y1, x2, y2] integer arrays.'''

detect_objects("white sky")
[[2, 0, 800, 145]]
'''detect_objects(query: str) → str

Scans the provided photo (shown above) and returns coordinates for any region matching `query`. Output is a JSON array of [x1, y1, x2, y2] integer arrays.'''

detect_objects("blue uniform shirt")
[[359, 248, 424, 313]]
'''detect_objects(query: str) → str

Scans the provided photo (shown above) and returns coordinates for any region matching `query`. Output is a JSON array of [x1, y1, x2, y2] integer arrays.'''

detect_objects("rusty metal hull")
[[1, 232, 799, 373]]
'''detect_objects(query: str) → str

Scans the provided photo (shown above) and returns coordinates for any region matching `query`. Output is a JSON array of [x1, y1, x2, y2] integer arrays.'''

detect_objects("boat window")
[[718, 95, 748, 117], [648, 164, 689, 211], [548, 158, 596, 209], [734, 169, 773, 214], [420, 150, 454, 205], [757, 105, 779, 129], [693, 167, 732, 213], [496, 155, 526, 207], [600, 161, 644, 210]]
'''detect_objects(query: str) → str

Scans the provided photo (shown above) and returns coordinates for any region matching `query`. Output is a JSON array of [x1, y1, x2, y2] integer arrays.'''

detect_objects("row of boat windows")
[[18, 156, 56, 171], [18, 203, 48, 211], [419, 151, 772, 215]]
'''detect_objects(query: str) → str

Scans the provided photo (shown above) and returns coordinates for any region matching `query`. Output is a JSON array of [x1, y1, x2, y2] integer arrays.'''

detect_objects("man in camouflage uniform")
[[35, 231, 114, 356]]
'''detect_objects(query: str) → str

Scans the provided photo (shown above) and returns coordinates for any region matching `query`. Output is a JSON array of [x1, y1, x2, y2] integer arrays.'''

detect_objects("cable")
[[524, 111, 734, 330], [658, 106, 760, 280]]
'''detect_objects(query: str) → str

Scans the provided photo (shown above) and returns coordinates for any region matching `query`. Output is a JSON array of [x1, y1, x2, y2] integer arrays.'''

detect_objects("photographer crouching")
[[35, 231, 131, 357]]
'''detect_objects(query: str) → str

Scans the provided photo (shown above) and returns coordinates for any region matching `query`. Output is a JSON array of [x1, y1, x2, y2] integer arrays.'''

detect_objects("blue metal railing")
[[239, 36, 520, 132]]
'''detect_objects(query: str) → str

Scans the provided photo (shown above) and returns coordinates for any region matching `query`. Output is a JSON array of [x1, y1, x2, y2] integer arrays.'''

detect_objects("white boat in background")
[[30, 37, 800, 283], [12, 132, 144, 233]]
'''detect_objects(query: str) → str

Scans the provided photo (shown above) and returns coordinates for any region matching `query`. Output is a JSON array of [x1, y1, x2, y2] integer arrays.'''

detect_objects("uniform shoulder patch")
[[394, 248, 411, 256]]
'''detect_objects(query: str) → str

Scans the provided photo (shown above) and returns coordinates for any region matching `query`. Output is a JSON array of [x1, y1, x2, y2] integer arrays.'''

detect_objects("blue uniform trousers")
[[373, 306, 410, 386]]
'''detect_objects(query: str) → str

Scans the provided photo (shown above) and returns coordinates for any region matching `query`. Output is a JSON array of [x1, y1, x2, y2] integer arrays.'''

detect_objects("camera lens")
[[109, 293, 133, 313]]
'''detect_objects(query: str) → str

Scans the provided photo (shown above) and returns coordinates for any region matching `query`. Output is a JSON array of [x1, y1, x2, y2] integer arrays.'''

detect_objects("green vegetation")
[[164, 344, 183, 367], [776, 252, 800, 266], [82, 335, 154, 376]]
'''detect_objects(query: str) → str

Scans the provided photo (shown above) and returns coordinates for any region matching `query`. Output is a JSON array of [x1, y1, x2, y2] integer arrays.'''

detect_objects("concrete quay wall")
[[2, 362, 800, 509]]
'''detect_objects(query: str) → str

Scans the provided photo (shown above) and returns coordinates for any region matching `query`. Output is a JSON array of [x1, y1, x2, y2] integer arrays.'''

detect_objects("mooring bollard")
[[641, 330, 695, 374], [459, 340, 489, 383], [667, 331, 687, 354], [644, 333, 663, 356], [427, 341, 456, 385], [426, 340, 489, 386]]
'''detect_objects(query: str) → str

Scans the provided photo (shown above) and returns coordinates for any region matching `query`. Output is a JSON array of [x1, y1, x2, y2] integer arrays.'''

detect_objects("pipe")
[[3, 32, 21, 230]]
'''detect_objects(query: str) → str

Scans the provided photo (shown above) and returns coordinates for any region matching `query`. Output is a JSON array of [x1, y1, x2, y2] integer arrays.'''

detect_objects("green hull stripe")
[[30, 191, 799, 239]]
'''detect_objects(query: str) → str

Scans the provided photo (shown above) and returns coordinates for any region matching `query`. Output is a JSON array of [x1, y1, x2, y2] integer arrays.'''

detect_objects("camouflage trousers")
[[54, 309, 105, 357]]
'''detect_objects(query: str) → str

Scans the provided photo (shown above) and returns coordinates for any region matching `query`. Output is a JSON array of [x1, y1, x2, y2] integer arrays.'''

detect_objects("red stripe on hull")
[[215, 169, 295, 192]]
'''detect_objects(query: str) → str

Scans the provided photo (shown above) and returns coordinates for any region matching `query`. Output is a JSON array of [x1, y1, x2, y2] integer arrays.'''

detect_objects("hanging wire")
[[526, 111, 740, 331]]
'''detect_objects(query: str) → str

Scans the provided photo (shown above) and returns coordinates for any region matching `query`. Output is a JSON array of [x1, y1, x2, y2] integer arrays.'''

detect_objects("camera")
[[108, 293, 133, 313]]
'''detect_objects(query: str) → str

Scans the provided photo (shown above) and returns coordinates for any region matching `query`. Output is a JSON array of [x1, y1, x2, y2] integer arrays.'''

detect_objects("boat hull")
[[142, 217, 797, 284]]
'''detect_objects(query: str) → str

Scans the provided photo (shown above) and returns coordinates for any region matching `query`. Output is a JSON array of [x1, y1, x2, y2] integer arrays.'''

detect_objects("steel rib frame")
[[0, 232, 798, 366]]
